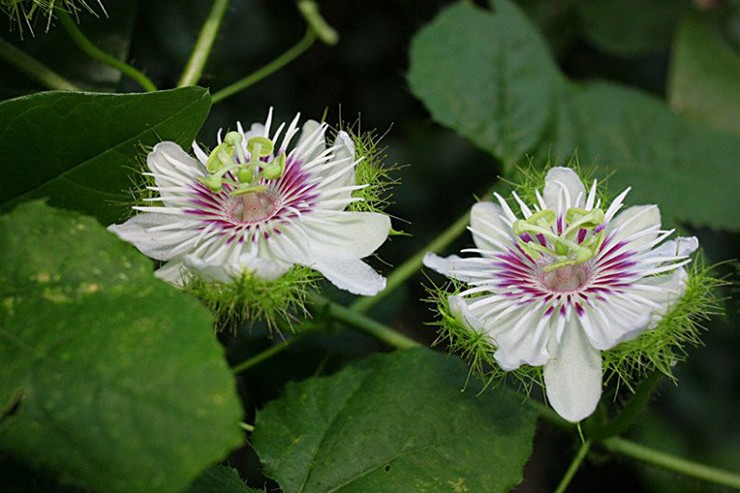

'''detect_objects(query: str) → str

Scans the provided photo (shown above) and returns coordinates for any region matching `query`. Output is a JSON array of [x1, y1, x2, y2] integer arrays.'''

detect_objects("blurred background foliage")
[[1, 0, 738, 491]]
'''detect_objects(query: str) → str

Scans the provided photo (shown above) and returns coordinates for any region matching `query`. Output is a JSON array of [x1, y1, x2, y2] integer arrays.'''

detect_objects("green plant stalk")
[[602, 437, 740, 490], [311, 294, 420, 349], [211, 28, 317, 104], [58, 13, 156, 92], [178, 0, 230, 87], [350, 209, 471, 314], [554, 440, 591, 493], [0, 36, 79, 91]]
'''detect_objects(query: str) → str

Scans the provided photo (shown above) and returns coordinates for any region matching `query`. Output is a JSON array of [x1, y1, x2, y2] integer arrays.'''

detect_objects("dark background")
[[1, 0, 738, 491]]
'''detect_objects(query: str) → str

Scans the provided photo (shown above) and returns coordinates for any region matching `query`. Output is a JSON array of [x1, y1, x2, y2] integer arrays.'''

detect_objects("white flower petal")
[[305, 247, 386, 295], [183, 255, 234, 283], [148, 142, 205, 205], [238, 251, 292, 281], [303, 211, 390, 259], [648, 236, 699, 260], [423, 253, 486, 283], [487, 305, 551, 370], [155, 260, 187, 285], [448, 295, 485, 332], [543, 167, 586, 211], [608, 205, 661, 249], [544, 317, 602, 422], [108, 213, 197, 261], [469, 202, 511, 253], [295, 120, 325, 163]]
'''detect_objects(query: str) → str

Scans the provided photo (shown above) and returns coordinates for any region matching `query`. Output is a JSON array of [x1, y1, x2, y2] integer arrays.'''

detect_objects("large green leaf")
[[0, 87, 211, 224], [0, 201, 243, 493], [407, 1, 561, 170], [668, 11, 740, 137], [407, 0, 740, 230], [252, 348, 537, 493]]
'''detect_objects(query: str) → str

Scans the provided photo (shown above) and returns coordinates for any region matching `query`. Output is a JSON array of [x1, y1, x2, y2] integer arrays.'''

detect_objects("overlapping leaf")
[[253, 348, 537, 493], [0, 201, 243, 493], [0, 87, 211, 225]]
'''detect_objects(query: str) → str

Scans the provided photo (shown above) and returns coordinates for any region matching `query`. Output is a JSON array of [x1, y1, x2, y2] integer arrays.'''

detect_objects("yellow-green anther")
[[247, 136, 274, 157], [198, 175, 223, 192], [262, 152, 286, 180], [528, 209, 557, 228], [563, 207, 605, 237], [225, 131, 247, 164], [224, 131, 242, 146], [230, 184, 267, 196], [206, 142, 235, 173], [574, 246, 595, 263]]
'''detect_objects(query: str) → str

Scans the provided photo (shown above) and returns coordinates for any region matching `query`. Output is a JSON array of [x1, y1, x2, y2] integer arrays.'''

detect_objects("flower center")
[[541, 263, 590, 292], [513, 207, 606, 272], [230, 190, 278, 223]]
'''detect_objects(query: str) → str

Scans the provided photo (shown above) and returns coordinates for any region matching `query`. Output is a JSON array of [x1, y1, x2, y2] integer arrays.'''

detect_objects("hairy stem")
[[59, 13, 156, 92], [0, 37, 79, 91], [178, 0, 230, 87], [211, 28, 317, 104], [554, 440, 591, 493], [602, 437, 740, 490]]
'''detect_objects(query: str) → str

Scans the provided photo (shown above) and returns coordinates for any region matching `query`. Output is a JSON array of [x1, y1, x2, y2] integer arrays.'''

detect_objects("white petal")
[[147, 142, 204, 206], [448, 295, 485, 332], [108, 213, 197, 261], [295, 120, 325, 164], [487, 305, 551, 370], [608, 205, 661, 249], [580, 266, 688, 351], [305, 247, 386, 295], [469, 202, 512, 253], [183, 255, 233, 283], [423, 253, 487, 283], [154, 260, 187, 286], [544, 317, 602, 423], [238, 251, 292, 281], [543, 167, 586, 212], [648, 236, 699, 259], [329, 131, 357, 190], [302, 211, 390, 259]]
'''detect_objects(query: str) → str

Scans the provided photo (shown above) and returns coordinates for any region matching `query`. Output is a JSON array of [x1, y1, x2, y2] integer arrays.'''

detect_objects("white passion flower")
[[109, 110, 391, 296], [423, 167, 698, 422]]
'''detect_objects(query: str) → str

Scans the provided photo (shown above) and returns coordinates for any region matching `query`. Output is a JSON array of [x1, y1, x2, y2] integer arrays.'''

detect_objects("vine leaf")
[[0, 201, 243, 493], [253, 348, 537, 493], [0, 87, 211, 225]]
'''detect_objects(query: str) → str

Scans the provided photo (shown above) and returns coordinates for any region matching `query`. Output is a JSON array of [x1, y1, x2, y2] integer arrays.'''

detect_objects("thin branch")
[[211, 28, 317, 104], [0, 36, 79, 91], [59, 12, 156, 92]]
